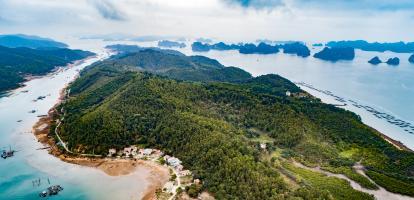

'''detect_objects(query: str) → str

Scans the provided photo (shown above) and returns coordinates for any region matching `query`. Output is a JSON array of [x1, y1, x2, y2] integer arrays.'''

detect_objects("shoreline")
[[297, 84, 413, 152], [30, 58, 170, 200]]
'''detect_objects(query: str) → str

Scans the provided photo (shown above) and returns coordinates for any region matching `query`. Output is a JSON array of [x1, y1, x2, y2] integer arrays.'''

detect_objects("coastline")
[[30, 59, 170, 200], [298, 84, 413, 152]]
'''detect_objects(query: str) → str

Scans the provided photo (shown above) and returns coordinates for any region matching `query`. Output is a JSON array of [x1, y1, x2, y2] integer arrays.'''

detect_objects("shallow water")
[[0, 50, 154, 200]]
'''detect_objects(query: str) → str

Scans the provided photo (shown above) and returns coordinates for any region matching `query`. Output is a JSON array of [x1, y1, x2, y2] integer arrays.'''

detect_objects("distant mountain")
[[368, 56, 382, 65], [314, 47, 355, 62], [385, 57, 400, 66], [239, 42, 279, 54], [106, 44, 185, 56], [0, 46, 94, 93], [312, 43, 323, 47], [281, 42, 310, 57], [191, 42, 240, 52], [191, 41, 310, 57], [0, 34, 68, 48], [409, 54, 414, 63], [327, 40, 414, 53], [157, 40, 186, 48], [103, 45, 252, 82]]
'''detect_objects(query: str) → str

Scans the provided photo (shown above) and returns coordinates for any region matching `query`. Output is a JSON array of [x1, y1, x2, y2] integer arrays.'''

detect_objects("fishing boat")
[[39, 185, 64, 198]]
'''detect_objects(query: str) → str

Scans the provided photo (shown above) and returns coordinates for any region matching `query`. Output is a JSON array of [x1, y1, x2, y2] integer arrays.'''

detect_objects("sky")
[[0, 0, 413, 43]]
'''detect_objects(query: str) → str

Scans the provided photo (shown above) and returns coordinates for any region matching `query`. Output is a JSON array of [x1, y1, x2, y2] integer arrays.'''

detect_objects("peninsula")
[[46, 45, 414, 199]]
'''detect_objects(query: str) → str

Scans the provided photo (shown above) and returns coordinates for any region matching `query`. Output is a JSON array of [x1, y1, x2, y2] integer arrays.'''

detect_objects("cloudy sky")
[[0, 0, 413, 43]]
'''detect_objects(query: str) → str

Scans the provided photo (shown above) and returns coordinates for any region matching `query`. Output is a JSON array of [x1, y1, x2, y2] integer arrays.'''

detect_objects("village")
[[108, 146, 206, 200]]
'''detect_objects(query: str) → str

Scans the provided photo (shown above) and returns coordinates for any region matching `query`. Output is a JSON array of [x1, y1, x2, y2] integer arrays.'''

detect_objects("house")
[[260, 143, 267, 150], [179, 170, 192, 176], [165, 156, 182, 167], [123, 146, 138, 157], [194, 179, 201, 185], [286, 91, 291, 97], [142, 148, 152, 156], [163, 181, 174, 193], [108, 148, 117, 157]]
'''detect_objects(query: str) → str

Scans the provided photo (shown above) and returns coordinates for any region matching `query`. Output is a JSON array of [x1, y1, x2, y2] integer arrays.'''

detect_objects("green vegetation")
[[56, 47, 414, 198], [322, 166, 378, 190], [282, 162, 374, 200], [0, 45, 94, 93], [366, 170, 414, 196]]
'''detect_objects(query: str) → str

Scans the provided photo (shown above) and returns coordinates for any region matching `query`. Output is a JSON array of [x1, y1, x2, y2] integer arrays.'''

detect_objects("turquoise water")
[[0, 59, 100, 200]]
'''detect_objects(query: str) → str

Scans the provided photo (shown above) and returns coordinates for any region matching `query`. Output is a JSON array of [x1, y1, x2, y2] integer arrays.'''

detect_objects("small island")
[[386, 57, 400, 66], [313, 47, 355, 62], [327, 40, 414, 53], [239, 42, 279, 54], [281, 42, 310, 57], [157, 40, 186, 48], [409, 54, 414, 63], [368, 56, 382, 65]]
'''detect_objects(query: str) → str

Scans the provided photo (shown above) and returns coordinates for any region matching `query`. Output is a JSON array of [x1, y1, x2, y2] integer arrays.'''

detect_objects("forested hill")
[[58, 47, 414, 199], [88, 45, 252, 82], [0, 34, 68, 48], [0, 46, 94, 94]]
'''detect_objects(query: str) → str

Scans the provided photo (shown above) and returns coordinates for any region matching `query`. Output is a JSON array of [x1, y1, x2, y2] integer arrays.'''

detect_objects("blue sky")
[[0, 0, 413, 43]]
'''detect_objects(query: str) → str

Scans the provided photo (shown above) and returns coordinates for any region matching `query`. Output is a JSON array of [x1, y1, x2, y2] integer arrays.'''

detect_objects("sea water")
[[0, 50, 154, 200], [180, 47, 414, 149]]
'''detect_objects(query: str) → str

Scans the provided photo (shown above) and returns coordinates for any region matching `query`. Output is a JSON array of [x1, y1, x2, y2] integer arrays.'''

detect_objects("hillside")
[[56, 48, 414, 199], [0, 46, 94, 93], [0, 34, 68, 48]]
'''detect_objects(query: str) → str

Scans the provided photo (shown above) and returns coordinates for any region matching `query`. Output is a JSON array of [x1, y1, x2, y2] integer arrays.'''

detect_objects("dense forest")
[[57, 46, 414, 199], [0, 45, 94, 93]]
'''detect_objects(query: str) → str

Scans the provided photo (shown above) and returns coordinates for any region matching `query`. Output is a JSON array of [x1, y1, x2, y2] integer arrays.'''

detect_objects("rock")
[[409, 54, 414, 63], [368, 56, 382, 65], [385, 57, 400, 66], [281, 42, 311, 57], [313, 47, 355, 62]]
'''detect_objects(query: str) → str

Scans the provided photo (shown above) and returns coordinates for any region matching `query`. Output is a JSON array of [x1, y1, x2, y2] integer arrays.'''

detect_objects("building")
[[179, 170, 192, 176], [108, 148, 117, 157], [163, 182, 174, 193], [123, 146, 138, 157], [260, 143, 267, 150], [286, 91, 291, 97]]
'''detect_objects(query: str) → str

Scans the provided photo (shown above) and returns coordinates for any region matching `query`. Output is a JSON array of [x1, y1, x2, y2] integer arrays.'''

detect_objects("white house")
[[286, 91, 291, 97], [108, 148, 117, 157], [179, 170, 192, 176]]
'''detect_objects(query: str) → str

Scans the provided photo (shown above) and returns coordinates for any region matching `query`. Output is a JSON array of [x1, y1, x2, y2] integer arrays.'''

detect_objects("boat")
[[1, 146, 15, 159], [39, 185, 64, 198], [29, 110, 36, 113]]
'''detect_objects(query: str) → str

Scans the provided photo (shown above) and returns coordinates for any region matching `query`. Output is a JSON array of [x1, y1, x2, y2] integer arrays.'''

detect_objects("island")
[[238, 42, 279, 54], [42, 44, 414, 200], [368, 56, 382, 65], [386, 57, 400, 66], [409, 54, 414, 63], [281, 42, 311, 57], [327, 40, 414, 53], [313, 47, 355, 61], [191, 41, 311, 57], [157, 40, 186, 48], [0, 40, 95, 94]]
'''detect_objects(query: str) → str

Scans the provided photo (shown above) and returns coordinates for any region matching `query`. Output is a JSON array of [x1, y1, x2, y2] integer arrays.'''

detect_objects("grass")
[[322, 166, 378, 190], [282, 162, 374, 200], [366, 170, 414, 196]]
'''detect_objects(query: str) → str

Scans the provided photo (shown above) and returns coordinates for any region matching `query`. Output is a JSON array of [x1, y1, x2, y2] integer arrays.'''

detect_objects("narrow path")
[[292, 161, 414, 200]]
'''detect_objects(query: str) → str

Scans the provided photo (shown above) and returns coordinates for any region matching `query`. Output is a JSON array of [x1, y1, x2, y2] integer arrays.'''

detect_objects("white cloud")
[[0, 0, 413, 43]]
